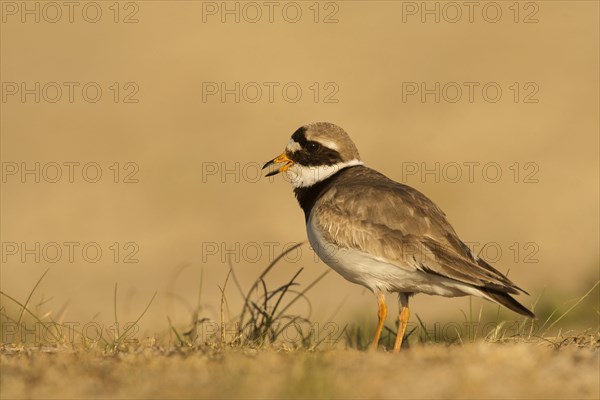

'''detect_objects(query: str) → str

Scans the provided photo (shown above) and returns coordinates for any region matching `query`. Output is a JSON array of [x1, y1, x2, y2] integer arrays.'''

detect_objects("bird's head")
[[263, 122, 363, 188]]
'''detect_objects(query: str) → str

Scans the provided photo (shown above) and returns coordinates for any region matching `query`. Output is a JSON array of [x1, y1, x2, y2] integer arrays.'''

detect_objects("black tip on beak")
[[263, 158, 279, 176], [262, 159, 274, 170], [264, 169, 281, 177]]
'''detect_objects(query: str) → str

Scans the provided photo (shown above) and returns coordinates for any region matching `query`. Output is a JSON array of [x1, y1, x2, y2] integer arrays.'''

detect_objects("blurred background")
[[1, 1, 598, 339]]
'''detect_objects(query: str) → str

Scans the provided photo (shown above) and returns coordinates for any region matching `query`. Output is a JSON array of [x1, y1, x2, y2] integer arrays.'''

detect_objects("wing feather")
[[313, 166, 525, 294]]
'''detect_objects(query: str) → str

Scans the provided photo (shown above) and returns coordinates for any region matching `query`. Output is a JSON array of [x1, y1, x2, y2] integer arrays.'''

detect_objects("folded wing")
[[313, 166, 527, 296]]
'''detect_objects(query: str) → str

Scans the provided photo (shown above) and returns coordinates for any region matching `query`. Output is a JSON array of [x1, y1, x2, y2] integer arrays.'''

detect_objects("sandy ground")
[[1, 340, 599, 399]]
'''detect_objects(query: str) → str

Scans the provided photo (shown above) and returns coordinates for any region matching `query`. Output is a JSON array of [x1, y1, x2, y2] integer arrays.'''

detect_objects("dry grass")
[[1, 338, 599, 399], [1, 256, 599, 399]]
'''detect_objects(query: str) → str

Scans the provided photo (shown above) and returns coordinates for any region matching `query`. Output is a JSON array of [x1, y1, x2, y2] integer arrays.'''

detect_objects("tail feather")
[[481, 289, 535, 319], [476, 257, 529, 295]]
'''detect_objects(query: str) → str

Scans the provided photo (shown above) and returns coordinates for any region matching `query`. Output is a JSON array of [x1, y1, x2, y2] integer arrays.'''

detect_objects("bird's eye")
[[306, 142, 320, 152]]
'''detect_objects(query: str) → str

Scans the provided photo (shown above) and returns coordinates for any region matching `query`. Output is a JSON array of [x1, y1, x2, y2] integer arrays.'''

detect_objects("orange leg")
[[393, 294, 410, 353], [371, 292, 387, 351]]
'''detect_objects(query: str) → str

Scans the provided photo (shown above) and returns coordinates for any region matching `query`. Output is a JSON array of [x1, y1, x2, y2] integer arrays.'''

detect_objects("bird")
[[262, 122, 535, 352]]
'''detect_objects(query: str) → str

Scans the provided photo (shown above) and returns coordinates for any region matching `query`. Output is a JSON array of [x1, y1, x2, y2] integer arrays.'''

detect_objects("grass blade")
[[16, 268, 49, 328], [546, 280, 600, 332]]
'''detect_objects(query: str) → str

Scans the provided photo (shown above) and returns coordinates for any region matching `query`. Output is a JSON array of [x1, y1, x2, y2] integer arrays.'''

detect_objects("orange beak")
[[263, 153, 294, 177]]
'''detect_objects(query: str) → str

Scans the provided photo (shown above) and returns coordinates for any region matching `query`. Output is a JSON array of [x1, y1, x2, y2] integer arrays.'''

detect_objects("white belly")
[[306, 213, 470, 297]]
